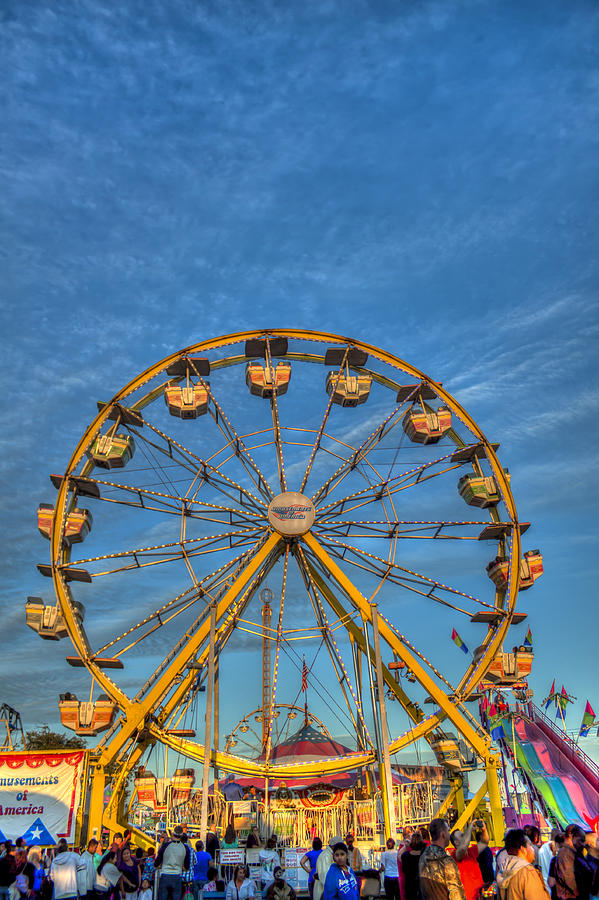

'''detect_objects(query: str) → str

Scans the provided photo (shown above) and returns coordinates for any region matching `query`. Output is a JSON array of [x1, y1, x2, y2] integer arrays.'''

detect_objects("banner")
[[0, 750, 87, 843]]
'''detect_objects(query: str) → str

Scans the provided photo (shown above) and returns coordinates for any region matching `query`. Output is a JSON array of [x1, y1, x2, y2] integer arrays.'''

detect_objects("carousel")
[[29, 329, 542, 847]]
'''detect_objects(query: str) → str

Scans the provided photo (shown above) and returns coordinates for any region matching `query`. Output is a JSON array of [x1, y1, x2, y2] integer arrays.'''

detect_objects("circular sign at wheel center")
[[267, 491, 316, 537]]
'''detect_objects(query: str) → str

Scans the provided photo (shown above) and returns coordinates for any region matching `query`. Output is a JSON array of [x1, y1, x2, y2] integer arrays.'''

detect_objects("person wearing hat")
[[154, 825, 191, 900], [314, 837, 343, 900], [265, 867, 296, 900]]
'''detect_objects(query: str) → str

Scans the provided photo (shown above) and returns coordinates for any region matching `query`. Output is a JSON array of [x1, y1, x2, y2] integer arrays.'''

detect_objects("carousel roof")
[[231, 720, 397, 791], [260, 722, 353, 765]]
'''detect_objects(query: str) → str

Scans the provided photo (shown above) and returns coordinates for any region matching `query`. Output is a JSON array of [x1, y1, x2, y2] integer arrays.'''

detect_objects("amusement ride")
[[29, 329, 549, 847]]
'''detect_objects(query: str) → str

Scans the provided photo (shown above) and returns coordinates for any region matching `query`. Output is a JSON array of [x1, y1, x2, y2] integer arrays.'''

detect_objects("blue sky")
[[1, 0, 598, 768]]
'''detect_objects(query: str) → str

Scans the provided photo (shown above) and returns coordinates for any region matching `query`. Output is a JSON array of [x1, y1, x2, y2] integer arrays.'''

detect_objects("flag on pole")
[[556, 686, 575, 722], [301, 656, 308, 692], [451, 628, 469, 655], [523, 628, 533, 649], [543, 679, 556, 710], [579, 701, 596, 737]]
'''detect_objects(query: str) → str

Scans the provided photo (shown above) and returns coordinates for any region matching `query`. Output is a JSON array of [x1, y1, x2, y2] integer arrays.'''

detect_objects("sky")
[[1, 0, 598, 772]]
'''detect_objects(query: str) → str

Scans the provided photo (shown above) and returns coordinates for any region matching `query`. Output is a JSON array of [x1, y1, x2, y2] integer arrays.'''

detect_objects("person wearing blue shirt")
[[192, 841, 212, 900], [323, 843, 359, 900], [301, 838, 323, 900]]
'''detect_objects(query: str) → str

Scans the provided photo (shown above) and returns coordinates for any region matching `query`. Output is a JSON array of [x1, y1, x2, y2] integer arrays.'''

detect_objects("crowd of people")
[[0, 820, 598, 900]]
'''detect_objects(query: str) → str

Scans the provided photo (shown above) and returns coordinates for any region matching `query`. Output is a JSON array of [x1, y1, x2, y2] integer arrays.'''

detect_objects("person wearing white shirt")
[[380, 838, 401, 900], [226, 865, 255, 900], [538, 831, 560, 888]]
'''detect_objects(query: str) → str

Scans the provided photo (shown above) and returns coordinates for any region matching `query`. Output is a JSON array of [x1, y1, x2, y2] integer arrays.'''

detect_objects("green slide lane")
[[502, 719, 575, 826]]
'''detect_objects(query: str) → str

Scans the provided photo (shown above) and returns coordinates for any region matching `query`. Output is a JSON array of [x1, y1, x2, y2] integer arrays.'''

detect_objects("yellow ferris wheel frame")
[[45, 329, 523, 842]]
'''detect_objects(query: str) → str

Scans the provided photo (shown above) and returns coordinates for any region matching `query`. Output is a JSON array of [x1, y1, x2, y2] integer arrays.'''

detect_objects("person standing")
[[345, 836, 363, 877], [314, 836, 341, 900], [323, 844, 359, 900], [402, 833, 425, 900], [204, 833, 219, 862], [81, 839, 99, 900], [539, 833, 561, 890], [495, 829, 549, 900], [50, 840, 86, 900], [301, 838, 323, 900], [155, 825, 191, 900], [118, 845, 141, 900], [0, 843, 15, 900], [419, 819, 466, 900], [142, 848, 156, 886], [448, 822, 484, 900], [191, 841, 211, 899], [380, 838, 401, 900], [555, 826, 587, 900], [524, 829, 542, 871], [222, 827, 239, 850], [259, 839, 281, 893], [246, 828, 262, 850], [26, 851, 45, 899]]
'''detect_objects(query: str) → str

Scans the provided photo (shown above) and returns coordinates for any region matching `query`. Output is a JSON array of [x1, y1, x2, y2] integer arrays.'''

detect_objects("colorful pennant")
[[451, 628, 469, 655]]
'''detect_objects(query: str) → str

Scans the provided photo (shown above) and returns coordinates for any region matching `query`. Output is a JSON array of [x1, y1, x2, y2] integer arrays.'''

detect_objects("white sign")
[[0, 750, 87, 843], [267, 492, 315, 536], [284, 849, 309, 890], [220, 849, 245, 864]]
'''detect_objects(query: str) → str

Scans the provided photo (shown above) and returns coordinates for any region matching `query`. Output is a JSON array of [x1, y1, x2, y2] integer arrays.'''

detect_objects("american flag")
[[302, 656, 308, 692]]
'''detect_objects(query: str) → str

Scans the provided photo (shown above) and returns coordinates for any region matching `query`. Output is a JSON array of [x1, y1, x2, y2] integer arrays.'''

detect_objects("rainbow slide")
[[502, 704, 599, 829]]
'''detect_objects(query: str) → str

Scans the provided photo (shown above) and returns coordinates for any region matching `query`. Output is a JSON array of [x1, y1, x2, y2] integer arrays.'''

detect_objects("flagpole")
[[558, 696, 567, 733]]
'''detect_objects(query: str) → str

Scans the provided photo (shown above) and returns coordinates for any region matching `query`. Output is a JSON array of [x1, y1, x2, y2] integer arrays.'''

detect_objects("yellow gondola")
[[402, 405, 452, 444], [246, 361, 291, 398], [164, 381, 209, 418], [326, 371, 372, 407]]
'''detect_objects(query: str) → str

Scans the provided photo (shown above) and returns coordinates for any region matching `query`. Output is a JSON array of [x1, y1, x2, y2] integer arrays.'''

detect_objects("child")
[[204, 867, 225, 893], [139, 878, 153, 900]]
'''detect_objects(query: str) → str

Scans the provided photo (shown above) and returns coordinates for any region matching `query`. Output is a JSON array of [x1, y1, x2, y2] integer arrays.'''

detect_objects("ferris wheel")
[[30, 330, 542, 840]]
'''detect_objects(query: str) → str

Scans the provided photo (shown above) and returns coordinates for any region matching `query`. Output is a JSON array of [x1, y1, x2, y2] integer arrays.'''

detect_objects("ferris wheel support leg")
[[452, 775, 466, 819], [485, 756, 505, 844], [371, 606, 397, 840], [96, 531, 282, 771], [302, 532, 493, 761], [87, 760, 107, 843], [453, 779, 486, 831]]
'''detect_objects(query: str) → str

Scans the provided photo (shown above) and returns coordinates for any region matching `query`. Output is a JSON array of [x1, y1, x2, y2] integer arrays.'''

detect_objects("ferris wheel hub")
[[267, 491, 316, 536]]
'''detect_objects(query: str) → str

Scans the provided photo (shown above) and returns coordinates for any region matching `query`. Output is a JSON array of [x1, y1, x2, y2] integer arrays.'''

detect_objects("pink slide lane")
[[519, 718, 599, 822]]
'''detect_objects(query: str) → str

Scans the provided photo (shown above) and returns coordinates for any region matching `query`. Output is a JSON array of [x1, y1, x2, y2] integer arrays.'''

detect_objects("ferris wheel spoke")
[[129, 418, 268, 512], [300, 551, 429, 737], [314, 519, 498, 540], [265, 336, 287, 492], [64, 527, 266, 578], [93, 544, 268, 662], [124, 531, 282, 716], [314, 450, 465, 518], [182, 355, 275, 502], [311, 533, 499, 614], [310, 395, 418, 504], [302, 532, 491, 749], [77, 476, 264, 525], [156, 537, 285, 727], [298, 345, 352, 493]]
